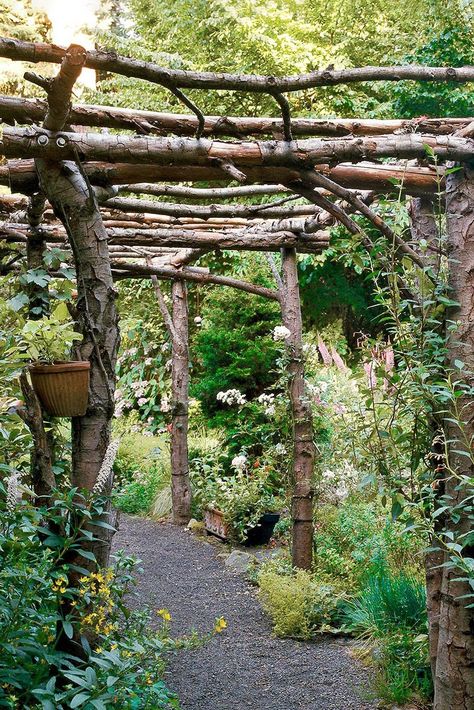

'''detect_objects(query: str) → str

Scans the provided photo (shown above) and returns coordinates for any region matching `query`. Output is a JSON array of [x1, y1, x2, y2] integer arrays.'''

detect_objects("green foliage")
[[392, 24, 474, 117], [343, 571, 427, 635], [0, 0, 50, 42], [0, 485, 204, 709], [18, 304, 82, 364], [92, 0, 466, 117], [343, 570, 431, 703], [258, 567, 344, 638], [313, 499, 424, 588], [115, 282, 172, 430], [191, 264, 280, 421], [112, 427, 170, 515], [299, 258, 381, 346]]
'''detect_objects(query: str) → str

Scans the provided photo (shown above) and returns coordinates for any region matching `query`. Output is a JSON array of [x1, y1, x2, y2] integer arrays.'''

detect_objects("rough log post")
[[34, 45, 120, 567], [434, 162, 474, 709], [170, 280, 192, 524], [150, 275, 192, 523], [17, 371, 55, 505], [280, 248, 315, 569], [409, 196, 445, 683]]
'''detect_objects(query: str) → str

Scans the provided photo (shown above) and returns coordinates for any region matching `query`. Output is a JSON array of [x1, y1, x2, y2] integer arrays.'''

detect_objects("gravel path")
[[113, 515, 377, 710]]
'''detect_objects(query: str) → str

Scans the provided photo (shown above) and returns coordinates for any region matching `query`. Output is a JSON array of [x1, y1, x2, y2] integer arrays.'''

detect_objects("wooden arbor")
[[0, 38, 473, 708]]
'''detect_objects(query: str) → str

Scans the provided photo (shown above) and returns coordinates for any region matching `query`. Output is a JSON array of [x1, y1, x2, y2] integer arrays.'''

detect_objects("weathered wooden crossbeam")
[[1, 126, 471, 167], [0, 159, 442, 196], [0, 95, 469, 138]]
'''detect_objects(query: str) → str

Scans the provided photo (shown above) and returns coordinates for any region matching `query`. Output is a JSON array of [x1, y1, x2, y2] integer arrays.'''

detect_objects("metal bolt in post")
[[37, 134, 49, 146]]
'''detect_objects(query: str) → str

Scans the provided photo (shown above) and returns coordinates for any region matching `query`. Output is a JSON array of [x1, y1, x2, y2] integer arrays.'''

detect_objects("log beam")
[[1, 38, 474, 93], [1, 126, 472, 168], [0, 94, 470, 138]]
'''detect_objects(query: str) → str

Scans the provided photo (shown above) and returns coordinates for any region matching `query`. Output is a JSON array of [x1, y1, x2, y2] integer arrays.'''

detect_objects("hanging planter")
[[29, 361, 90, 417]]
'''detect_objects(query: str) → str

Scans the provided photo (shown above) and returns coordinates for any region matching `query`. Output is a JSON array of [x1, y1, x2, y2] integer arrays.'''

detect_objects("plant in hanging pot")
[[19, 305, 88, 417]]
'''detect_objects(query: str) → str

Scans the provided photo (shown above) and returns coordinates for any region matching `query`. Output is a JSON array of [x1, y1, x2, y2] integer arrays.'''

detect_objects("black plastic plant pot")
[[244, 513, 280, 546]]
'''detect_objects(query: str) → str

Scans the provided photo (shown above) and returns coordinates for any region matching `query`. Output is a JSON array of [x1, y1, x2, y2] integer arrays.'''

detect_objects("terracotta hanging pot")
[[29, 361, 90, 417]]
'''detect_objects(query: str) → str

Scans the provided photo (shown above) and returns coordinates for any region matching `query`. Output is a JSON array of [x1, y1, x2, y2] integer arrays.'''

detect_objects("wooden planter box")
[[29, 361, 90, 417], [204, 507, 230, 539], [204, 507, 280, 545]]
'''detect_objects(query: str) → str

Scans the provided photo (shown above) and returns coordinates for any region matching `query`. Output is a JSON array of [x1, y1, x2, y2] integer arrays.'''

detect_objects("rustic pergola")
[[0, 38, 473, 708]]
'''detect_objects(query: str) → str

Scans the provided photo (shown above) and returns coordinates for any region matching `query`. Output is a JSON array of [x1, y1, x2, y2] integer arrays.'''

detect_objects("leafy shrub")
[[191, 258, 280, 422], [112, 428, 170, 514], [258, 566, 345, 638], [392, 24, 474, 118], [0, 485, 219, 709], [372, 630, 432, 704], [313, 499, 424, 588], [343, 570, 430, 704]]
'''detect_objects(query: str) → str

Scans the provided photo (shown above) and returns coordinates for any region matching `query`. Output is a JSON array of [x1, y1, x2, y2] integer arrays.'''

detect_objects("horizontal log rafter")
[[0, 95, 470, 138], [1, 127, 471, 168], [1, 38, 474, 93]]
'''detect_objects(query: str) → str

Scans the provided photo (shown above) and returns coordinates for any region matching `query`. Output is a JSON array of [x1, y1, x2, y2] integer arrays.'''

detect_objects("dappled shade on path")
[[113, 515, 376, 710]]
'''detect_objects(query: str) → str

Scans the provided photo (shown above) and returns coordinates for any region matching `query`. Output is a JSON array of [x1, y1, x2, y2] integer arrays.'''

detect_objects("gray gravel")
[[113, 515, 377, 710]]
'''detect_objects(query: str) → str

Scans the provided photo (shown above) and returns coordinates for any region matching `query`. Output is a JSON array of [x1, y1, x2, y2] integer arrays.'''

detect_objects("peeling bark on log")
[[2, 38, 474, 93], [281, 248, 315, 570], [37, 159, 119, 569], [2, 126, 473, 168], [2, 159, 442, 197], [434, 163, 474, 710], [0, 95, 470, 138]]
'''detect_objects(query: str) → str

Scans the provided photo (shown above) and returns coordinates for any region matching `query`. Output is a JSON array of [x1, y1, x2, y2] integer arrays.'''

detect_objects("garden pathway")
[[113, 515, 377, 710]]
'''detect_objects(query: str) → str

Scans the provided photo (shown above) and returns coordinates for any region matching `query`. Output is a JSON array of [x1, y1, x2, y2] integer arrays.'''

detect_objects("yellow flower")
[[157, 608, 171, 621], [96, 647, 104, 654], [214, 617, 227, 633]]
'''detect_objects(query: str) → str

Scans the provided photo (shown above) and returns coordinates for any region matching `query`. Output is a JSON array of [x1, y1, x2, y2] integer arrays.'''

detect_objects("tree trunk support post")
[[150, 274, 192, 524], [280, 248, 315, 569], [170, 279, 192, 524], [34, 45, 120, 568], [433, 162, 474, 709]]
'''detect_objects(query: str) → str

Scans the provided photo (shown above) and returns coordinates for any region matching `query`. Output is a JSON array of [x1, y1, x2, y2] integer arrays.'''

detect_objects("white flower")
[[275, 443, 287, 455], [145, 357, 153, 366], [114, 388, 123, 401], [216, 389, 247, 406], [273, 325, 291, 341], [6, 473, 19, 511], [257, 393, 275, 405], [93, 440, 120, 494], [138, 397, 148, 406], [160, 394, 171, 412], [231, 455, 247, 472]]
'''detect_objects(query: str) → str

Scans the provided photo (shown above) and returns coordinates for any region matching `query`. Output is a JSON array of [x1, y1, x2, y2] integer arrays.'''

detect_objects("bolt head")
[[37, 134, 49, 146], [56, 136, 67, 147]]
